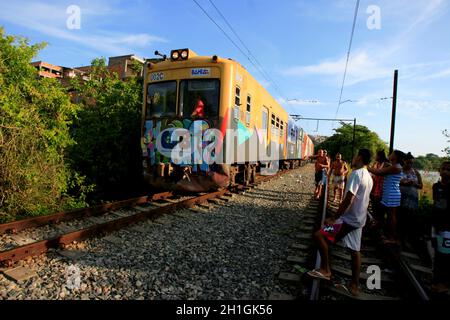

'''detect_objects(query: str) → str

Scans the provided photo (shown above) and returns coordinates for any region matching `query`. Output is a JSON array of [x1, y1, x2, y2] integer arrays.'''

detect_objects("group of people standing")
[[308, 148, 450, 296], [313, 149, 349, 204]]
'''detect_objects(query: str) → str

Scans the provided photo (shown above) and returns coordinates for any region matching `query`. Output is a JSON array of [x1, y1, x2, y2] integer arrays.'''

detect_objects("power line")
[[334, 0, 361, 120], [192, 0, 286, 100], [207, 0, 285, 98]]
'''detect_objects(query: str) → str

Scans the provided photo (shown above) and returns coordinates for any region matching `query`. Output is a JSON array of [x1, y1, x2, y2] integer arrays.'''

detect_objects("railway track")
[[0, 167, 296, 268], [301, 177, 440, 301]]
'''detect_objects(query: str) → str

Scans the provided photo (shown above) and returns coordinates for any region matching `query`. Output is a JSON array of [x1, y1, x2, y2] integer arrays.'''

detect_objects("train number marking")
[[150, 72, 164, 81]]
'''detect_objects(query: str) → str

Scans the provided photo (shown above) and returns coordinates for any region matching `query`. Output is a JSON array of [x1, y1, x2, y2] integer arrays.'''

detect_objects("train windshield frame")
[[179, 79, 220, 118], [146, 81, 177, 118]]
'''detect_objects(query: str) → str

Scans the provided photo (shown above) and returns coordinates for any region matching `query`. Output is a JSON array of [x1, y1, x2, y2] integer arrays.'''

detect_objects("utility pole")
[[352, 118, 356, 161], [389, 70, 398, 154]]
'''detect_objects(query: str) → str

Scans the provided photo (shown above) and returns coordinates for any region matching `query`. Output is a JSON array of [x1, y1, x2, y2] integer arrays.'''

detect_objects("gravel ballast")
[[0, 164, 316, 300]]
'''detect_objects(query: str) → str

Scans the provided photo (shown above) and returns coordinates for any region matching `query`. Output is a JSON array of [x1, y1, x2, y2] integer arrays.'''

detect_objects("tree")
[[443, 129, 450, 158], [0, 28, 88, 222], [316, 124, 388, 163], [68, 59, 144, 201]]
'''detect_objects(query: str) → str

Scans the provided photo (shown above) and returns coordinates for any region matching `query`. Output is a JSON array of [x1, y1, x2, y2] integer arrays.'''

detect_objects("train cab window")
[[246, 95, 251, 125], [280, 120, 284, 135], [146, 81, 177, 118], [180, 79, 220, 118], [234, 86, 241, 120]]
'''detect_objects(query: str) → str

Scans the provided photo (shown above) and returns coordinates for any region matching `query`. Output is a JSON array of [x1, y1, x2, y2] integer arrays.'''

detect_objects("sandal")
[[334, 283, 360, 297], [307, 269, 331, 281]]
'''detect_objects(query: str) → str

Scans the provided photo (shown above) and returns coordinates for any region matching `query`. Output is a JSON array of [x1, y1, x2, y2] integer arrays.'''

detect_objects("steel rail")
[[310, 174, 329, 300], [0, 169, 290, 266], [0, 192, 173, 235], [0, 190, 227, 266], [385, 244, 430, 301]]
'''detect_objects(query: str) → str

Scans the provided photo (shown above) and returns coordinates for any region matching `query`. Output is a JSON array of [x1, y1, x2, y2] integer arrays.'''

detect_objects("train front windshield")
[[146, 81, 177, 118], [180, 79, 220, 118]]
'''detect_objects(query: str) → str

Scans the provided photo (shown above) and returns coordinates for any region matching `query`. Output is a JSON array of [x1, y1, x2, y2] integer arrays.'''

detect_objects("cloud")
[[420, 67, 450, 80], [397, 99, 450, 118], [277, 97, 326, 106], [0, 1, 167, 56], [282, 50, 391, 86]]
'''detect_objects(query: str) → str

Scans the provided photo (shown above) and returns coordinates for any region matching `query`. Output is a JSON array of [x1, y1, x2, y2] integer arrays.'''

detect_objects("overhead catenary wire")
[[207, 0, 285, 98], [334, 0, 361, 121], [192, 0, 286, 100]]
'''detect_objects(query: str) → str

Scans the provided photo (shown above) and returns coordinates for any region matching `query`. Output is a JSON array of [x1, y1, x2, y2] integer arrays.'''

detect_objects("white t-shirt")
[[341, 167, 373, 228]]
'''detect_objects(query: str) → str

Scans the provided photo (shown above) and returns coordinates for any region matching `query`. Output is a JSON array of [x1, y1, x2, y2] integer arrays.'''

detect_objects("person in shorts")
[[307, 149, 373, 296], [330, 153, 349, 204], [314, 149, 330, 199]]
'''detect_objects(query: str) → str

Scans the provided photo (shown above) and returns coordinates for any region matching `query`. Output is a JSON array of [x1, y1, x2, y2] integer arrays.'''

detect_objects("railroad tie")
[[268, 292, 296, 300], [331, 264, 394, 282], [326, 285, 400, 300], [290, 243, 310, 251], [278, 272, 301, 284], [2, 266, 37, 283], [286, 255, 307, 264], [58, 250, 87, 261], [331, 250, 384, 265], [10, 235, 34, 246]]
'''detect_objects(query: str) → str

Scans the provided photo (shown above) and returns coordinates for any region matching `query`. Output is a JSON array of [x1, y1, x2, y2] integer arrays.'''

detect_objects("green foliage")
[[316, 124, 388, 163], [414, 153, 446, 171], [68, 61, 143, 200], [443, 129, 450, 158], [0, 27, 88, 222]]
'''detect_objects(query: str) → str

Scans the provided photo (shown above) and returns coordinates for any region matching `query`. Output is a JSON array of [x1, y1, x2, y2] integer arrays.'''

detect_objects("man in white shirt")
[[307, 149, 373, 296]]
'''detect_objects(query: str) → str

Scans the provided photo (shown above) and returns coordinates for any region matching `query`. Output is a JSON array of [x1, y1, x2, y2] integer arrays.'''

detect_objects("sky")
[[0, 0, 449, 156]]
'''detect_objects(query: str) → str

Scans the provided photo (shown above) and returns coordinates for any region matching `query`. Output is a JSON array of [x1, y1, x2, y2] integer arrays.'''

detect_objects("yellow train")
[[141, 49, 314, 192]]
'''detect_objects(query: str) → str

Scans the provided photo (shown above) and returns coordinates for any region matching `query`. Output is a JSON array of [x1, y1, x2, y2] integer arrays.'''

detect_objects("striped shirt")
[[381, 164, 403, 207]]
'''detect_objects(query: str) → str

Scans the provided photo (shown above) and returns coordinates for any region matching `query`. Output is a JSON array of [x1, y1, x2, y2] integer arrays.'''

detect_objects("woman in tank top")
[[370, 150, 389, 228], [369, 150, 405, 244]]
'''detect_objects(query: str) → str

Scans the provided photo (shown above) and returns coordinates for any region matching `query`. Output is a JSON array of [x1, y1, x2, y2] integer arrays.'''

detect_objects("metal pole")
[[352, 118, 356, 161], [389, 70, 398, 154]]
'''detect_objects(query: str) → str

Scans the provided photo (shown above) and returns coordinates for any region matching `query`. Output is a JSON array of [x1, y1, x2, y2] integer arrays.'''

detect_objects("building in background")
[[31, 61, 63, 79], [31, 53, 147, 82]]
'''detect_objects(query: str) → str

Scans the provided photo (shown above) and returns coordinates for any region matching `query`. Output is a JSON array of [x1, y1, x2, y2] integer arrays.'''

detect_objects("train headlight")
[[180, 49, 189, 60], [171, 50, 180, 60]]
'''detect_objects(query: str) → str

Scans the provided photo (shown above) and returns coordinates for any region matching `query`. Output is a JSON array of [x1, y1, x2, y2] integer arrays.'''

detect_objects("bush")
[[68, 58, 144, 201], [0, 28, 88, 222]]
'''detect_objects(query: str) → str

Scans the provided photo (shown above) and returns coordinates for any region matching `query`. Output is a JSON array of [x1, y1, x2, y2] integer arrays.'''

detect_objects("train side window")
[[271, 114, 275, 135], [246, 95, 251, 126], [234, 86, 241, 120], [280, 120, 284, 136], [262, 107, 268, 140]]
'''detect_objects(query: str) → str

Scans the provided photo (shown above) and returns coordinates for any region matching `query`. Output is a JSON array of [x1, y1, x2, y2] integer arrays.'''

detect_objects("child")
[[431, 161, 450, 293]]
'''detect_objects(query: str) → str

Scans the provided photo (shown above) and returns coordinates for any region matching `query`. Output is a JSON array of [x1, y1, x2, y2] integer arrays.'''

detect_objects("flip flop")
[[307, 269, 331, 281], [334, 283, 360, 297]]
